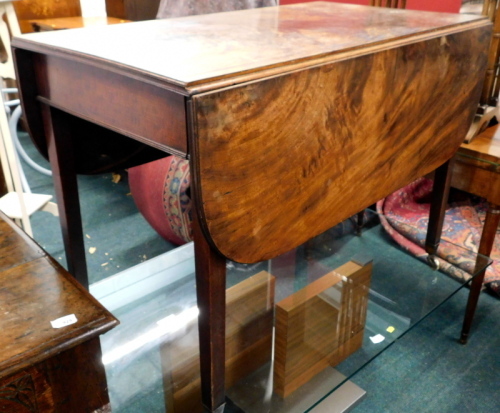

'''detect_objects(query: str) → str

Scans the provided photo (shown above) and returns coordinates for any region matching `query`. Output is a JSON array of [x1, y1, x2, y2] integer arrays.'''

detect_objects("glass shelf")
[[96, 210, 491, 413]]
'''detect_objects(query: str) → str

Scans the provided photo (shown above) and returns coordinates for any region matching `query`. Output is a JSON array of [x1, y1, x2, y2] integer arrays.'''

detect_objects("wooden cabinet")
[[0, 213, 118, 412]]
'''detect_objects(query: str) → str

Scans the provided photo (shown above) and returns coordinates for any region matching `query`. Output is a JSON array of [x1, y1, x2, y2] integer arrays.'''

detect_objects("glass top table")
[[93, 209, 491, 413]]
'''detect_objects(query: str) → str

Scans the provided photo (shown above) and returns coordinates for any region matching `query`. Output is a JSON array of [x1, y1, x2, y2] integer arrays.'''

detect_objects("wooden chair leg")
[[460, 203, 500, 344], [42, 106, 89, 289], [192, 211, 227, 413], [425, 159, 454, 262]]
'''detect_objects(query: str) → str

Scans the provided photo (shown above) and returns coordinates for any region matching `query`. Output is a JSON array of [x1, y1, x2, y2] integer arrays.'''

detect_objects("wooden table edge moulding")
[[11, 3, 491, 412]]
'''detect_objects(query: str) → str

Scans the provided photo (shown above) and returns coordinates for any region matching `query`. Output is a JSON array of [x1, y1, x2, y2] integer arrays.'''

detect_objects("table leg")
[[425, 159, 454, 262], [192, 212, 227, 413], [460, 203, 500, 344], [42, 106, 88, 289], [356, 210, 364, 236]]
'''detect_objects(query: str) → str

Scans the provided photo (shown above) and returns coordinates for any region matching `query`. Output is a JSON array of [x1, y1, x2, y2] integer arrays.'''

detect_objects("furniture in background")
[[30, 16, 128, 32], [465, 0, 500, 141], [0, 0, 56, 236], [12, 3, 490, 412], [129, 0, 458, 253], [422, 0, 500, 345], [13, 0, 81, 33], [14, 0, 159, 34], [0, 210, 118, 412], [451, 124, 500, 343]]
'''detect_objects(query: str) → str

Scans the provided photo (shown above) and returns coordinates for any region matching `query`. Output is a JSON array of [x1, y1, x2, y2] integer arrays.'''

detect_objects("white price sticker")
[[369, 334, 386, 344], [51, 314, 78, 329]]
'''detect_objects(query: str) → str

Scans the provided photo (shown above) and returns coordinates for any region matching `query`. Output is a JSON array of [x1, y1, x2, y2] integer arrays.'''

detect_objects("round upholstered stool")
[[128, 156, 192, 245]]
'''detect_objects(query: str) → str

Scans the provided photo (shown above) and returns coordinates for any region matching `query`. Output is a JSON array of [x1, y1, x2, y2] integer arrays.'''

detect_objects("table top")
[[460, 124, 500, 166], [0, 213, 118, 380], [13, 1, 486, 92], [30, 16, 129, 31]]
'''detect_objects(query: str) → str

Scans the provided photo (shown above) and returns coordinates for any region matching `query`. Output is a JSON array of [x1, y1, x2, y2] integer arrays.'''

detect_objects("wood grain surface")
[[0, 210, 116, 411], [448, 124, 500, 344], [459, 123, 500, 165], [0, 215, 43, 272], [12, 2, 487, 91], [40, 337, 110, 413], [0, 338, 111, 412], [0, 211, 118, 380], [13, 47, 179, 173], [13, 0, 81, 20], [12, 2, 490, 172], [35, 54, 188, 157], [191, 26, 490, 263], [0, 368, 53, 412]]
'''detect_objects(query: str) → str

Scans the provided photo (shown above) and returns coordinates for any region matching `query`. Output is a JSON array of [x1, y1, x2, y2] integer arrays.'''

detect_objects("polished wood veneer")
[[192, 28, 488, 262], [12, 3, 491, 411]]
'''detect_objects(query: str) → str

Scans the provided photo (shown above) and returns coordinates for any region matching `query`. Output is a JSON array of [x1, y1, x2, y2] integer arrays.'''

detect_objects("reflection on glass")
[[274, 257, 371, 398], [99, 210, 491, 413]]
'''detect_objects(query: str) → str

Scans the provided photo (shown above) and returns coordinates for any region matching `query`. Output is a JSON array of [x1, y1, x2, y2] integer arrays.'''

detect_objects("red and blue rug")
[[377, 178, 500, 298]]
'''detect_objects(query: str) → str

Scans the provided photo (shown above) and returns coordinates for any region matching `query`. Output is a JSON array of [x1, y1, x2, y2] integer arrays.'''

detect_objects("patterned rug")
[[377, 178, 500, 298]]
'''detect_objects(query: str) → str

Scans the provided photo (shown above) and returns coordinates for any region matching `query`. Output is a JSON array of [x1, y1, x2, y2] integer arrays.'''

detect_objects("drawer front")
[[0, 368, 52, 412]]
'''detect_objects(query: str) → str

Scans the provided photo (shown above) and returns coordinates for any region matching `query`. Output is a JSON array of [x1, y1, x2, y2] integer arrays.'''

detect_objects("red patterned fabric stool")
[[128, 156, 192, 245]]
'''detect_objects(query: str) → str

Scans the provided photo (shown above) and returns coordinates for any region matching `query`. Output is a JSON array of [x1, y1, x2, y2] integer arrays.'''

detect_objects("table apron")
[[452, 156, 500, 205], [33, 53, 188, 157]]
